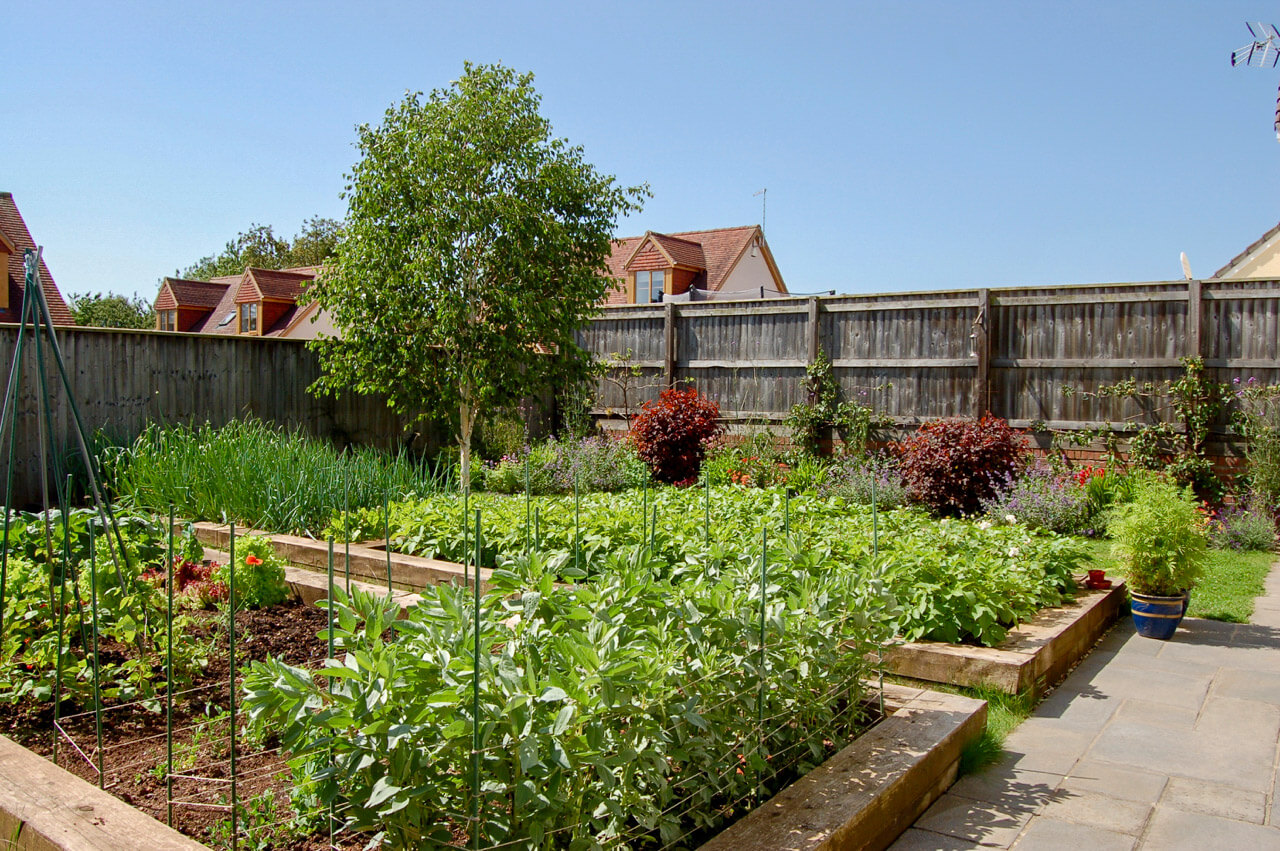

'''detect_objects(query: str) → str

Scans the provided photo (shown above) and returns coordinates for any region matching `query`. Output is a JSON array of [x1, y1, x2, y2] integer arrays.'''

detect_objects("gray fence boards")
[[0, 325, 411, 506], [582, 279, 1280, 432]]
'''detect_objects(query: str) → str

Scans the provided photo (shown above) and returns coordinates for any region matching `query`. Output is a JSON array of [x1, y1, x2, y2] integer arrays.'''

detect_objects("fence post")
[[663, 302, 677, 389], [1187, 278, 1203, 360], [806, 296, 820, 366], [972, 288, 991, 418]]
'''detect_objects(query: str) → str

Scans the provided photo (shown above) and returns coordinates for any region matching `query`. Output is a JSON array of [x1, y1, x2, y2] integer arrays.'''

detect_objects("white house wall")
[[721, 249, 782, 294]]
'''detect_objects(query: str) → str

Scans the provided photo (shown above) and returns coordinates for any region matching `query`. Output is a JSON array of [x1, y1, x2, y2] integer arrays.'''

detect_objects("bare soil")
[[0, 599, 366, 849]]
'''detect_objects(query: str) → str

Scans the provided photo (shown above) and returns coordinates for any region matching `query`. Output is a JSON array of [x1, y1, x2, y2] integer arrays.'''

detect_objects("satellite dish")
[[1180, 252, 1194, 281]]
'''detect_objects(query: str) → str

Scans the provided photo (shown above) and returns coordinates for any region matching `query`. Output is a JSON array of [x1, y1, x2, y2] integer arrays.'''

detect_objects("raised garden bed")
[[882, 579, 1127, 696], [700, 684, 987, 851]]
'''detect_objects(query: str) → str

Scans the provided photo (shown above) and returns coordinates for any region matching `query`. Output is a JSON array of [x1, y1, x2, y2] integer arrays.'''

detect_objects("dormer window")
[[239, 302, 258, 333], [635, 270, 665, 304], [158, 310, 177, 331]]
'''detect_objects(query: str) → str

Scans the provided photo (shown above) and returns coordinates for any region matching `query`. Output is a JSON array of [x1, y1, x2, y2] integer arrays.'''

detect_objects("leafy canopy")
[[180, 217, 339, 280], [69, 292, 155, 329], [305, 63, 645, 473]]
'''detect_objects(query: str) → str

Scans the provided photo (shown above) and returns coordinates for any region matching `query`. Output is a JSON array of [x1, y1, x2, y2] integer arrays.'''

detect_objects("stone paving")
[[890, 562, 1280, 850]]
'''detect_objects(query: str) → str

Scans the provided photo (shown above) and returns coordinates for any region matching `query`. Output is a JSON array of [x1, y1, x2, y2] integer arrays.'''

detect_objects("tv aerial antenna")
[[1231, 22, 1280, 140], [753, 188, 767, 234]]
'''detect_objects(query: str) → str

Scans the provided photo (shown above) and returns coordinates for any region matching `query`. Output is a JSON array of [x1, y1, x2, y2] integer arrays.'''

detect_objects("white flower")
[[502, 614, 521, 631], [1004, 514, 1017, 525], [977, 520, 992, 530], [1008, 547, 1021, 558]]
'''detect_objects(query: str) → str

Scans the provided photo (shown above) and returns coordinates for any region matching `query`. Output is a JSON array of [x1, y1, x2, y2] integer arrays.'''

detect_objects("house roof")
[[156, 278, 229, 311], [155, 265, 316, 336], [0, 192, 75, 326], [606, 225, 777, 293], [1213, 219, 1280, 278], [236, 267, 314, 303]]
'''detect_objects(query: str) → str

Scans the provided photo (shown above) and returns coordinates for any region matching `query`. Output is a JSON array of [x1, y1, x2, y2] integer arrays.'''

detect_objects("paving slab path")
[[892, 560, 1280, 850]]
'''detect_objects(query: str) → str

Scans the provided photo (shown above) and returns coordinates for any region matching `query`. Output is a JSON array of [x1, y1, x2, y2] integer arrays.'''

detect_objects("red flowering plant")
[[213, 536, 287, 610], [630, 387, 723, 485]]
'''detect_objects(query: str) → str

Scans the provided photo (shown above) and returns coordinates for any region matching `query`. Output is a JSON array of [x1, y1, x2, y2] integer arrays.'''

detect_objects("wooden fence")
[[0, 325, 418, 506], [580, 278, 1280, 441]]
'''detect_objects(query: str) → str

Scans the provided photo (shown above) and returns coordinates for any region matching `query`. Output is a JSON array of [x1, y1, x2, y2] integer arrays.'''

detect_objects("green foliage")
[[0, 508, 204, 709], [215, 536, 287, 610], [785, 351, 885, 457], [305, 62, 646, 482], [702, 433, 791, 488], [244, 543, 895, 848], [482, 436, 648, 495], [103, 419, 439, 536], [333, 486, 1083, 647], [1235, 379, 1280, 515], [68, 292, 155, 329], [180, 218, 339, 280], [818, 454, 910, 509], [1108, 477, 1208, 597], [1071, 357, 1229, 499]]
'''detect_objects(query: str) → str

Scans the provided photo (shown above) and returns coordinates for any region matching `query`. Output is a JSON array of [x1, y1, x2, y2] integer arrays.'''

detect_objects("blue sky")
[[7, 1, 1280, 300]]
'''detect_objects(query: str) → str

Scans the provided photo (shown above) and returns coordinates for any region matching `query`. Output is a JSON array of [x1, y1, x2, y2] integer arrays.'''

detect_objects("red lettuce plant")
[[631, 387, 723, 485]]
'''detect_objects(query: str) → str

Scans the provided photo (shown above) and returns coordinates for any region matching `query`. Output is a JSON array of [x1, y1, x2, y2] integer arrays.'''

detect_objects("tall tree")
[[69, 292, 155, 329], [180, 218, 340, 280], [305, 63, 645, 484]]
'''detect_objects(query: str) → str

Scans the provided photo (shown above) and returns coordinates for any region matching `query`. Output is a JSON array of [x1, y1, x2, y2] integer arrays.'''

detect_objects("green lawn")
[[1082, 539, 1277, 623]]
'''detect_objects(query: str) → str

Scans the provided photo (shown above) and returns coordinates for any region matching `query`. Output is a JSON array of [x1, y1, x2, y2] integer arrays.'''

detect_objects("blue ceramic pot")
[[1130, 592, 1186, 640]]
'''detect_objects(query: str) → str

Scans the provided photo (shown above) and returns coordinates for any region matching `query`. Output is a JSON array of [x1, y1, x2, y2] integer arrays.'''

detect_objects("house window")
[[239, 302, 258, 333], [635, 270, 665, 304], [159, 310, 176, 331]]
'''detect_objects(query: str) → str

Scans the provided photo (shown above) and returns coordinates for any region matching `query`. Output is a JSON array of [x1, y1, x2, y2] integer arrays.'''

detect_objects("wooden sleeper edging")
[[699, 684, 987, 851]]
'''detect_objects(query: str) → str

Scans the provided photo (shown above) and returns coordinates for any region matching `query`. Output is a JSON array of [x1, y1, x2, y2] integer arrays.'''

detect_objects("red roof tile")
[[240, 267, 313, 302], [156, 278, 229, 310], [0, 192, 75, 326]]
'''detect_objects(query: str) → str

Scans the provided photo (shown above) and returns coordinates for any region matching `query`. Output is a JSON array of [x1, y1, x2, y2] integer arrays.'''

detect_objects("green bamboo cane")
[[229, 523, 238, 851], [524, 456, 531, 557], [87, 516, 103, 789], [343, 467, 350, 593], [326, 538, 335, 848], [0, 285, 31, 647], [757, 527, 768, 803], [384, 485, 392, 595], [574, 468, 581, 575], [166, 504, 174, 827], [471, 509, 482, 851]]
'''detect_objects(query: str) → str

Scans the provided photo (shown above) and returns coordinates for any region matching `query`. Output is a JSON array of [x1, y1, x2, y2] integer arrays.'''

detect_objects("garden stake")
[[704, 472, 710, 543], [871, 474, 879, 556], [343, 466, 351, 593], [384, 485, 393, 594], [326, 538, 335, 849], [229, 523, 238, 851], [534, 506, 540, 551], [166, 504, 175, 827], [756, 527, 768, 804], [784, 487, 790, 536], [524, 455, 531, 556], [52, 496, 69, 766], [0, 292, 30, 646], [574, 467, 581, 575], [471, 509, 482, 851], [87, 518, 104, 790], [871, 477, 883, 716]]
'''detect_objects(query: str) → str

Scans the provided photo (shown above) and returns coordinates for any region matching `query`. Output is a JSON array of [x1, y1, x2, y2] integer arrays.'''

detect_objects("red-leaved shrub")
[[631, 387, 723, 485], [894, 414, 1025, 516]]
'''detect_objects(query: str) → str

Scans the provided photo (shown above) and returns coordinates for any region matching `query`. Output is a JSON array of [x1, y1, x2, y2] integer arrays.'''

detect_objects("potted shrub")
[[1108, 477, 1208, 639]]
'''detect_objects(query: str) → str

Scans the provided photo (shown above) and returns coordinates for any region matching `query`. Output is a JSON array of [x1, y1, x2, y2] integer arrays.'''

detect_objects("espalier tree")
[[307, 63, 645, 485]]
